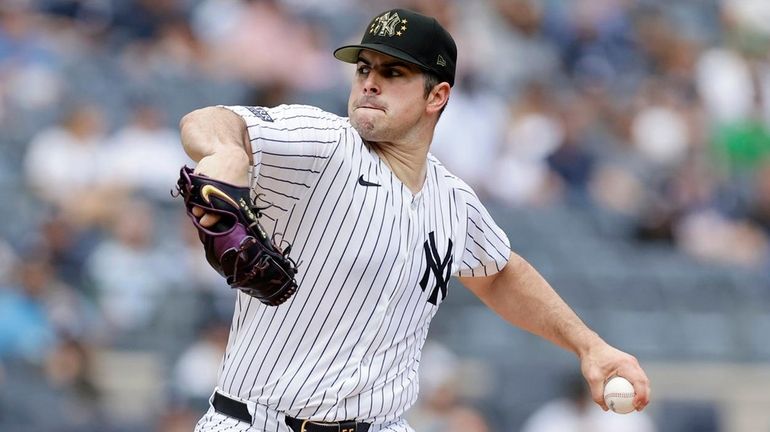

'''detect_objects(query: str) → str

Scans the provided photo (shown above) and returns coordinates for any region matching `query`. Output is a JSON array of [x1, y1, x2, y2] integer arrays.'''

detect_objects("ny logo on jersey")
[[419, 232, 453, 305]]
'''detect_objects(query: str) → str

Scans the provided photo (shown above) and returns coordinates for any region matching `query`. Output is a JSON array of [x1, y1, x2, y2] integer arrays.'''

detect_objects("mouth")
[[357, 106, 385, 112], [355, 100, 385, 112]]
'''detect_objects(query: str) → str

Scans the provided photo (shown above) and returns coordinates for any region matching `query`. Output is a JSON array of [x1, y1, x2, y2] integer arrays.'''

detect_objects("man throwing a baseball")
[[178, 8, 650, 432]]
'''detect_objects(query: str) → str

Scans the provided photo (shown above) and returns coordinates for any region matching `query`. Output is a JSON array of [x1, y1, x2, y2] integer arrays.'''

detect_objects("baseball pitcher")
[[176, 8, 651, 432]]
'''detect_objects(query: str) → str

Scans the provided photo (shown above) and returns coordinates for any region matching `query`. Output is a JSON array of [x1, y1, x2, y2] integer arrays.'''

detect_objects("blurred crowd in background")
[[2, 0, 770, 430]]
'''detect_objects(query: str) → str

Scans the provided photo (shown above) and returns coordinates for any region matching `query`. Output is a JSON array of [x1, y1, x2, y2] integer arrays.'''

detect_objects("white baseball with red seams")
[[604, 376, 636, 414]]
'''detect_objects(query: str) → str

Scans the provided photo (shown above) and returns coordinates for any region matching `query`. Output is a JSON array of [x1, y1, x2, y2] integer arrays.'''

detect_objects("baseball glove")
[[175, 166, 298, 306]]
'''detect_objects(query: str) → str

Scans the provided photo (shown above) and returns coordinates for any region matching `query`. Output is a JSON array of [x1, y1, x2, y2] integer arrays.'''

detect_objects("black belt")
[[212, 391, 371, 432], [284, 416, 370, 432], [212, 391, 252, 423]]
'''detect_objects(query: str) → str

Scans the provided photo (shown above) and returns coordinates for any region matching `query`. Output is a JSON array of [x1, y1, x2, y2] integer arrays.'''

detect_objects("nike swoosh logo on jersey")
[[200, 184, 240, 207], [358, 175, 381, 187]]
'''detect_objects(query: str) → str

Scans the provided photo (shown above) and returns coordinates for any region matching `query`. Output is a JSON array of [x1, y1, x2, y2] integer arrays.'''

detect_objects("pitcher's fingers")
[[587, 374, 609, 411], [200, 213, 221, 228], [617, 358, 650, 410], [192, 206, 204, 217], [631, 374, 651, 410]]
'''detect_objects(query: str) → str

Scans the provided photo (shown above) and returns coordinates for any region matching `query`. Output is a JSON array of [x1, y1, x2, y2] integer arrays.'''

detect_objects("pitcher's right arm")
[[180, 106, 252, 186], [179, 107, 252, 226]]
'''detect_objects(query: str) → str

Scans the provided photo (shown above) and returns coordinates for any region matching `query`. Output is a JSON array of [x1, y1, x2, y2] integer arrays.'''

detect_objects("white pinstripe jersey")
[[216, 104, 510, 425]]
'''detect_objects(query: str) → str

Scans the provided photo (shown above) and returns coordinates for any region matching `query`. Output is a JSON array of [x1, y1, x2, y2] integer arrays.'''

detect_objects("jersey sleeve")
[[221, 104, 344, 203], [454, 189, 511, 277]]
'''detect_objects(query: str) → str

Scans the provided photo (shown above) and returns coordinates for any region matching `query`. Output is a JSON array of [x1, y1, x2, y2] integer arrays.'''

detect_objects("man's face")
[[348, 50, 429, 143]]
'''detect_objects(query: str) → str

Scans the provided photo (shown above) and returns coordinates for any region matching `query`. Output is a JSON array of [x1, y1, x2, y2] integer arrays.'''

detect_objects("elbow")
[[178, 107, 225, 161], [178, 106, 250, 164], [178, 111, 192, 132], [179, 107, 214, 134], [179, 110, 203, 161]]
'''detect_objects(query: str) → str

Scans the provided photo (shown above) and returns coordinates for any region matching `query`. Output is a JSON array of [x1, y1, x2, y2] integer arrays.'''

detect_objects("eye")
[[357, 65, 370, 75], [388, 69, 402, 77]]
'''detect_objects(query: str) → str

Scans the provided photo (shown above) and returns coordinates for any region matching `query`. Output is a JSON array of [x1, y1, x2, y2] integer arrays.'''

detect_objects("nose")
[[362, 73, 381, 95]]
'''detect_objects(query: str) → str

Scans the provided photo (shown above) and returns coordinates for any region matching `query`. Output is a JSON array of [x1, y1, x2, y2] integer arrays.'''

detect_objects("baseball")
[[603, 376, 636, 414]]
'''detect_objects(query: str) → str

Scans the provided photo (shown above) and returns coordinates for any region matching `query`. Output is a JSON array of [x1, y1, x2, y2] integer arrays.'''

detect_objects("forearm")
[[179, 106, 252, 186], [463, 252, 650, 410], [179, 106, 251, 164], [462, 252, 603, 358]]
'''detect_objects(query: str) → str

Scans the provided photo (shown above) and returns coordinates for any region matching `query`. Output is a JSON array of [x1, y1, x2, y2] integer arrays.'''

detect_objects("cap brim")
[[334, 43, 430, 71]]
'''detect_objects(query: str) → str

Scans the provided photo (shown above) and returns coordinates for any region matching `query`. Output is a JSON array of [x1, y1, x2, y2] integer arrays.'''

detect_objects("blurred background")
[[1, 0, 770, 430]]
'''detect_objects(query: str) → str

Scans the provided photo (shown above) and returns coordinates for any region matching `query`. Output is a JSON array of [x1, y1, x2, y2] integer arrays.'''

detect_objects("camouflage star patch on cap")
[[334, 8, 457, 86]]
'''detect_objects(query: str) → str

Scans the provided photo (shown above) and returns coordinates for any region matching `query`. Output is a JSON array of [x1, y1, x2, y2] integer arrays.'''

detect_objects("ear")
[[426, 82, 451, 115]]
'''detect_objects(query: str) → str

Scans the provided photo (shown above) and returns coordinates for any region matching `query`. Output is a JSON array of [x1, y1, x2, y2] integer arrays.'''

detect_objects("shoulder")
[[427, 153, 478, 200], [225, 104, 357, 146], [249, 104, 351, 129]]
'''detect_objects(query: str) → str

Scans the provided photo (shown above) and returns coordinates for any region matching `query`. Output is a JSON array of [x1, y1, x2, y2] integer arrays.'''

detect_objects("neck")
[[368, 139, 430, 194]]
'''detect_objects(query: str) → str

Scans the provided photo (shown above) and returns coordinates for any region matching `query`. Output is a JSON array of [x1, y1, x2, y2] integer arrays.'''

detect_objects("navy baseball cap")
[[334, 9, 457, 87]]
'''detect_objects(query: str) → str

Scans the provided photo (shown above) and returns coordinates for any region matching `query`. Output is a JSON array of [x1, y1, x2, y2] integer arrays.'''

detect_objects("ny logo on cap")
[[370, 11, 408, 37]]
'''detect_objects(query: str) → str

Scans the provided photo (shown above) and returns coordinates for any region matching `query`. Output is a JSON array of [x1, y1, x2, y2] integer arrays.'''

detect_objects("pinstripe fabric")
[[198, 104, 510, 429], [194, 406, 415, 432]]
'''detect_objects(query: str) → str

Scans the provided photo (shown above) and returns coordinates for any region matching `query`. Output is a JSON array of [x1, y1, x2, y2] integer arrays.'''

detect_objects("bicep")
[[458, 250, 518, 303], [458, 251, 588, 350]]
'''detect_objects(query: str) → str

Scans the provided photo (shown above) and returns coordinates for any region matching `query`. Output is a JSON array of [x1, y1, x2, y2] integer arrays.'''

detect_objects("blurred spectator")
[[431, 74, 507, 195], [696, 47, 755, 125], [0, 258, 57, 363], [86, 197, 179, 335], [0, 360, 82, 432], [42, 336, 105, 430], [721, 0, 770, 44], [630, 81, 692, 170], [103, 100, 189, 201], [111, 0, 186, 43], [33, 212, 100, 289], [170, 212, 236, 322], [0, 336, 106, 432], [695, 32, 770, 177], [119, 15, 203, 84], [172, 318, 229, 407], [520, 372, 657, 432], [553, 0, 641, 90], [0, 249, 101, 360], [461, 0, 560, 98], [633, 155, 717, 243], [746, 161, 770, 232], [406, 342, 491, 432], [0, 3, 64, 113], [176, 214, 228, 292], [0, 239, 18, 285], [407, 0, 457, 31], [191, 0, 335, 91], [41, 0, 114, 46], [710, 116, 770, 175], [675, 208, 768, 268], [546, 94, 598, 203], [23, 102, 116, 226], [486, 82, 565, 206], [590, 162, 648, 216], [156, 405, 201, 432]]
